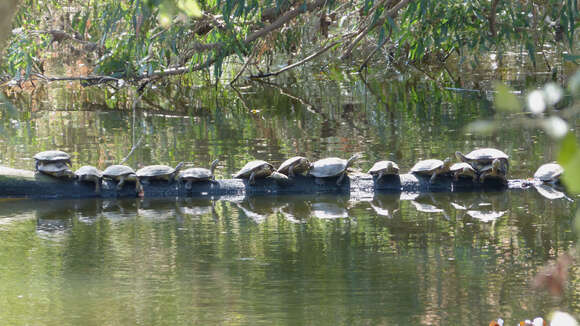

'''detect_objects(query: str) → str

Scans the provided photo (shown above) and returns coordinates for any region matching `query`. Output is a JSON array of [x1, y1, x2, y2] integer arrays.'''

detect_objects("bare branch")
[[249, 40, 340, 78]]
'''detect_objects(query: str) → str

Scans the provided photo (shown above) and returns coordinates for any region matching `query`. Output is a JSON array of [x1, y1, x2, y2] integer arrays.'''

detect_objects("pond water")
[[0, 67, 579, 325]]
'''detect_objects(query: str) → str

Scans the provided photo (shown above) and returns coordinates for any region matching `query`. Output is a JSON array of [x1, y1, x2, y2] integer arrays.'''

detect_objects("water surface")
[[0, 67, 579, 325]]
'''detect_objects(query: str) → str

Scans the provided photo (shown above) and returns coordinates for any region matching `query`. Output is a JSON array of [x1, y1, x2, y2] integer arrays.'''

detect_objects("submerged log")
[[0, 165, 542, 200]]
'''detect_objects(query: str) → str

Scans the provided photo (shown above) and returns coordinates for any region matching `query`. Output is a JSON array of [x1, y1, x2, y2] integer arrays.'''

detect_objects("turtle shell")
[[309, 157, 349, 178], [137, 165, 176, 178], [277, 156, 311, 175], [368, 161, 399, 175], [180, 168, 213, 180], [233, 160, 274, 178], [75, 165, 102, 178], [534, 163, 563, 182], [38, 161, 71, 173], [180, 160, 219, 181], [103, 165, 136, 178], [33, 150, 71, 163], [460, 148, 509, 161], [410, 159, 444, 173], [450, 162, 475, 172]]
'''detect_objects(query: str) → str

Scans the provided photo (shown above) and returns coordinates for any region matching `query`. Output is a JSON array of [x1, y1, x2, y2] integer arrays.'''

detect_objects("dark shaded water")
[[0, 68, 579, 325]]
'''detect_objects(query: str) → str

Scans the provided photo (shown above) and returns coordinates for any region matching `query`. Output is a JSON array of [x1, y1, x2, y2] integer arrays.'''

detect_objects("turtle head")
[[346, 154, 361, 168], [174, 162, 185, 172], [491, 158, 501, 172], [455, 151, 466, 162], [443, 157, 452, 168], [210, 159, 220, 174], [61, 168, 75, 179], [386, 161, 396, 173]]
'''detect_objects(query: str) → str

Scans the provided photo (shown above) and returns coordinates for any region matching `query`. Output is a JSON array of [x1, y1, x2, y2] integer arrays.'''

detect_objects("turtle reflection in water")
[[370, 194, 400, 218], [534, 184, 571, 201], [466, 210, 506, 223]]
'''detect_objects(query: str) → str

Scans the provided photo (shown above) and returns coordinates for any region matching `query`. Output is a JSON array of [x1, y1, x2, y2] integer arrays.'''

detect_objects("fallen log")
[[0, 165, 540, 200]]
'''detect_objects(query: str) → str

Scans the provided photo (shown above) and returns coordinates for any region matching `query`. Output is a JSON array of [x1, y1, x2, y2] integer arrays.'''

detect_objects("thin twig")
[[249, 40, 340, 78], [230, 42, 260, 85], [359, 28, 392, 72], [230, 86, 251, 111], [255, 79, 324, 116], [119, 94, 145, 165]]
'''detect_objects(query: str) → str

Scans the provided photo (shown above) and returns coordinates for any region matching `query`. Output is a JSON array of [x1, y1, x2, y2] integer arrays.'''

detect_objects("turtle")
[[277, 156, 312, 177], [309, 155, 359, 186], [179, 159, 219, 189], [136, 162, 184, 184], [410, 158, 452, 182], [267, 171, 291, 186], [455, 148, 509, 172], [37, 161, 75, 178], [449, 162, 477, 182], [368, 160, 399, 181], [479, 158, 507, 184], [33, 150, 72, 170], [75, 165, 103, 193], [534, 162, 564, 184], [103, 165, 143, 193], [233, 160, 275, 185]]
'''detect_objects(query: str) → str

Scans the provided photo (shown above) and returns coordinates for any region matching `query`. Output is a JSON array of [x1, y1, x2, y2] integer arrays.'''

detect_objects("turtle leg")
[[430, 171, 438, 183], [471, 173, 477, 182], [135, 179, 143, 194], [378, 171, 384, 183], [288, 166, 295, 178], [95, 179, 101, 194], [185, 180, 193, 190], [249, 171, 256, 185], [453, 173, 459, 181], [117, 176, 125, 191], [479, 173, 486, 183], [336, 171, 346, 186]]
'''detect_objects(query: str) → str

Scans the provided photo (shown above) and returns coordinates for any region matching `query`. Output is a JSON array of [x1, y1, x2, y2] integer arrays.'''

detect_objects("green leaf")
[[558, 132, 580, 194], [558, 132, 578, 165], [493, 82, 520, 112], [561, 153, 580, 194]]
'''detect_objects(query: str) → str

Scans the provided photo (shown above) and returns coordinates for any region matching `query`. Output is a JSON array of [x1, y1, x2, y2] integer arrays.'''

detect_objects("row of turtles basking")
[[32, 148, 564, 194]]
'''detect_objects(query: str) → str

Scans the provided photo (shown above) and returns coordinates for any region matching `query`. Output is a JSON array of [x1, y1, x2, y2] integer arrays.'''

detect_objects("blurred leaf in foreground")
[[558, 132, 580, 194], [494, 82, 520, 113]]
